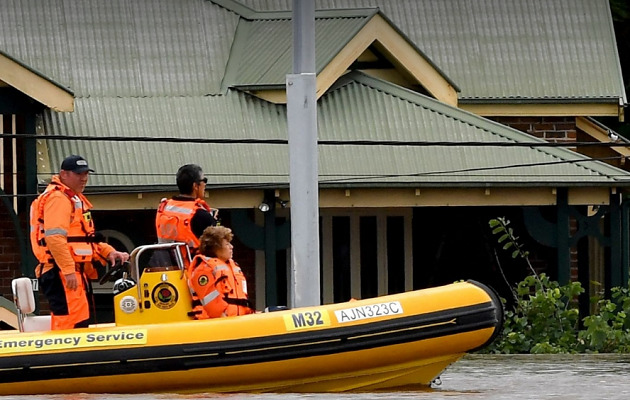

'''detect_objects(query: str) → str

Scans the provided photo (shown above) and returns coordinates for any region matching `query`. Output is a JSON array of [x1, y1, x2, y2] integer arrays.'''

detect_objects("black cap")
[[60, 155, 94, 173]]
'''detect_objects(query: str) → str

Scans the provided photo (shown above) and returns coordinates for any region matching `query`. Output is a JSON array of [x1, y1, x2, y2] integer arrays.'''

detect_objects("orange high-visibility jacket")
[[155, 197, 212, 254], [190, 255, 254, 318], [155, 197, 214, 319], [30, 176, 114, 278]]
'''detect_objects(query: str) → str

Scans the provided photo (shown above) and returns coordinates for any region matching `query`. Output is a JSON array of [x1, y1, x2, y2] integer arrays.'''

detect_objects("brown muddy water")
[[3, 354, 630, 400]]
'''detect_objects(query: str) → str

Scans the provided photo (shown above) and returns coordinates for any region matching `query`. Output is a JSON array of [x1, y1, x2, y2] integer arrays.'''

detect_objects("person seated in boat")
[[189, 226, 255, 318], [155, 163, 218, 318], [155, 164, 218, 261]]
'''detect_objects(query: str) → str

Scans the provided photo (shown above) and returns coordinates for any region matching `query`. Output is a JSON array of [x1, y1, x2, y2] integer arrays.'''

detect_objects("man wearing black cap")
[[30, 155, 129, 330]]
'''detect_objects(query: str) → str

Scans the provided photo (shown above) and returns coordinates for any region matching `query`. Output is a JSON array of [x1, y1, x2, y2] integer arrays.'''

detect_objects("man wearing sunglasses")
[[155, 164, 218, 319], [156, 164, 218, 255]]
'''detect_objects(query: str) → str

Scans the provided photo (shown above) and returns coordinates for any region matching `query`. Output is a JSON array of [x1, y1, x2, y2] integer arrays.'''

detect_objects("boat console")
[[106, 242, 197, 325]]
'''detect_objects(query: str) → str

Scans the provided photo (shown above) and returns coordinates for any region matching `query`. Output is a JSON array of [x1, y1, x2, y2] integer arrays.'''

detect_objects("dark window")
[[387, 216, 405, 294], [332, 216, 351, 302], [360, 216, 378, 299]]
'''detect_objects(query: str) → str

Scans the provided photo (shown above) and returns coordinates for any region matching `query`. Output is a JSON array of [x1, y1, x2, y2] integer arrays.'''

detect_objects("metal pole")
[[293, 0, 315, 73], [287, 0, 320, 307]]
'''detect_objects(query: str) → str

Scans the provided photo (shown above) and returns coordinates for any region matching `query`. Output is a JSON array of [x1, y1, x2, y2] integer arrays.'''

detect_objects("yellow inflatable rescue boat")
[[0, 243, 503, 395]]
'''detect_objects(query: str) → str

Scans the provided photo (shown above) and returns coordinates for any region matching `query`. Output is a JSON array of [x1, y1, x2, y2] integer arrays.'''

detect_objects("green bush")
[[484, 217, 630, 353], [579, 286, 630, 353], [484, 277, 630, 353], [484, 273, 583, 353]]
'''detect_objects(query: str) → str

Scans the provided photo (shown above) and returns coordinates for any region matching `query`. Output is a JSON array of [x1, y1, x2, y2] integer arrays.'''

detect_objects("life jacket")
[[30, 177, 98, 277], [189, 255, 254, 318], [155, 197, 211, 254], [155, 197, 213, 319]]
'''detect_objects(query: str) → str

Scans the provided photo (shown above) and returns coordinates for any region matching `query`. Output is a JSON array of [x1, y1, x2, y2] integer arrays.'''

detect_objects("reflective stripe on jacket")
[[30, 176, 99, 277], [156, 197, 214, 319], [155, 197, 211, 253], [189, 255, 253, 318]]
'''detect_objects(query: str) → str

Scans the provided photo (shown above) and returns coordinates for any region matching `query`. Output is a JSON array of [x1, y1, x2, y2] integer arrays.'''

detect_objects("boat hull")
[[0, 280, 502, 394]]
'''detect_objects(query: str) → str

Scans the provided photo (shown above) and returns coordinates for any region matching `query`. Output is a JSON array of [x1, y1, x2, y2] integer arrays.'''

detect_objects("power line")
[[318, 156, 630, 184], [0, 154, 627, 199], [2, 133, 630, 148], [12, 156, 630, 180], [1, 134, 629, 198]]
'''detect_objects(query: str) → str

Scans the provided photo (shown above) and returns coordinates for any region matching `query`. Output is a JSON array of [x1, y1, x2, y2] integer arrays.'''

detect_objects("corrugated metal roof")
[[4, 0, 629, 191], [225, 14, 373, 88], [41, 73, 630, 191], [224, 8, 458, 91], [3, 0, 622, 102], [317, 73, 630, 186], [236, 0, 627, 104], [0, 0, 238, 97], [41, 92, 290, 189]]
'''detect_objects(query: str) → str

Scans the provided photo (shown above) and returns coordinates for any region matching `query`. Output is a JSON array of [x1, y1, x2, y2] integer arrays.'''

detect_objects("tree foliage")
[[484, 217, 630, 353]]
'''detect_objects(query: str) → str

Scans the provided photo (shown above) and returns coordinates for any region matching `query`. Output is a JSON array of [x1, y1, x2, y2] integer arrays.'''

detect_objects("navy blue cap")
[[60, 155, 94, 173]]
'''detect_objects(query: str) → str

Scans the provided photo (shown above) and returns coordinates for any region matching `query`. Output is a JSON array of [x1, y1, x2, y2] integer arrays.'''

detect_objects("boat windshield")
[[130, 243, 189, 281]]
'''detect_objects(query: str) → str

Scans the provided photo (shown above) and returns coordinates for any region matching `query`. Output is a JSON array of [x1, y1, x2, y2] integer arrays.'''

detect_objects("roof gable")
[[0, 50, 73, 112], [222, 5, 458, 105]]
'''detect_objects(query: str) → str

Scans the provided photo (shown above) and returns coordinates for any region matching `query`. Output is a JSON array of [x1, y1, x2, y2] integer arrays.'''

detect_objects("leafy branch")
[[489, 217, 541, 285]]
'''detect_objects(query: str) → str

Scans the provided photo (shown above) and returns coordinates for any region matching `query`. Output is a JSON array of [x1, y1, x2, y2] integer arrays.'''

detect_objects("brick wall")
[[492, 116, 577, 144], [493, 116, 581, 282], [0, 202, 22, 302]]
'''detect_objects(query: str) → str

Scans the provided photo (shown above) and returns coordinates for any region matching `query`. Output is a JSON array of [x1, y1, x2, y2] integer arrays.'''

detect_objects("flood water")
[[4, 354, 630, 400]]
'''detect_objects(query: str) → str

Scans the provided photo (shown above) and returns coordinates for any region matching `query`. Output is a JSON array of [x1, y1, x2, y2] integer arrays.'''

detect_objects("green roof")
[[223, 6, 458, 91], [1, 0, 627, 192], [0, 0, 239, 97], [235, 0, 627, 104], [224, 12, 374, 89], [41, 72, 630, 191]]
